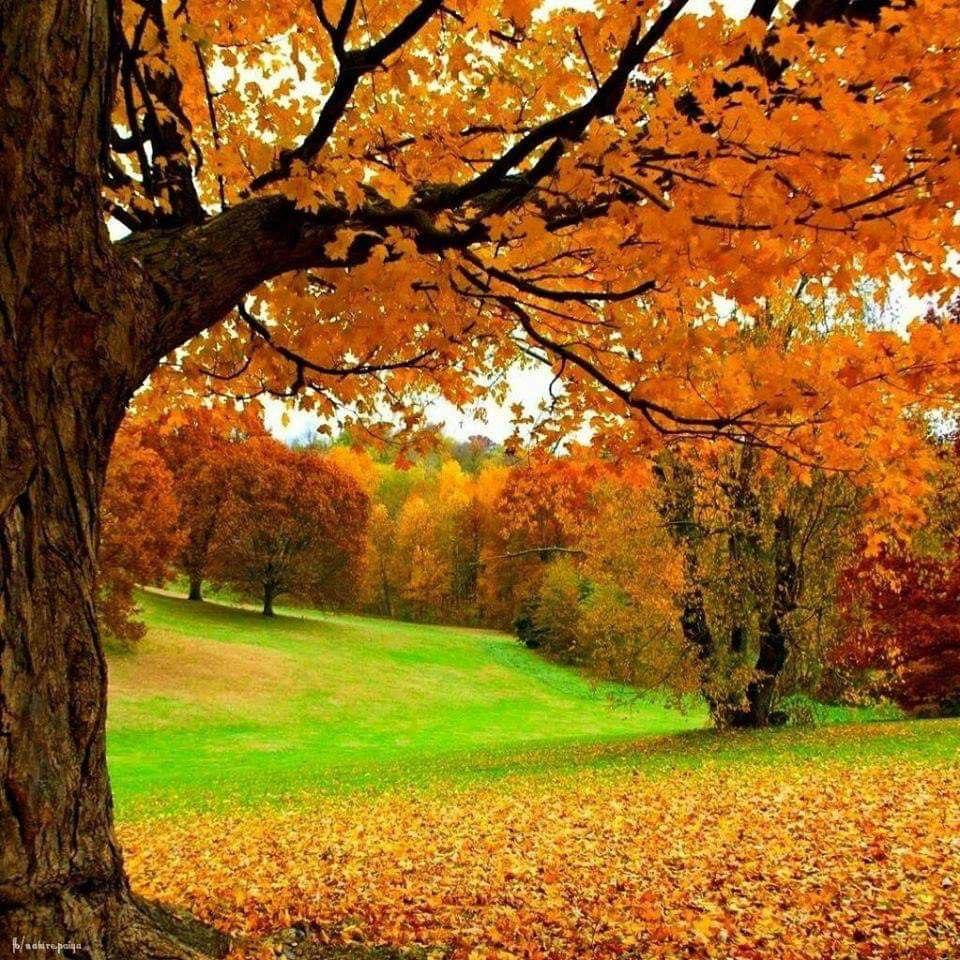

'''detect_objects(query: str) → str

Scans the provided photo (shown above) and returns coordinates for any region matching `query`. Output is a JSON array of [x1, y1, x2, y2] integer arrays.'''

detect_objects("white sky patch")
[[266, 363, 558, 444]]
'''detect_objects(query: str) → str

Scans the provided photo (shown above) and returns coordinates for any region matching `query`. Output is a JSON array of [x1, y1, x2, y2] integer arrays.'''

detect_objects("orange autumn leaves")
[[99, 429, 184, 642], [117, 0, 960, 459], [208, 436, 369, 612], [98, 409, 369, 634], [122, 755, 960, 959]]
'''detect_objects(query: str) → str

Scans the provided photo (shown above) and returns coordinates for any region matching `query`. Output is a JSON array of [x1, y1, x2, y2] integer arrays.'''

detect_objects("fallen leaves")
[[122, 757, 960, 959]]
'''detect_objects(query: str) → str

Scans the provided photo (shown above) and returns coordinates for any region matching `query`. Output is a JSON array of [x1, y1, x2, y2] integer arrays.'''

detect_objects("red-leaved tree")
[[837, 540, 960, 716], [140, 405, 267, 601], [208, 438, 369, 615]]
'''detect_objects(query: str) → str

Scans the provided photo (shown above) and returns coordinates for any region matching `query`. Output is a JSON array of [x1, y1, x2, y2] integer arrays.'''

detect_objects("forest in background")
[[103, 335, 960, 731]]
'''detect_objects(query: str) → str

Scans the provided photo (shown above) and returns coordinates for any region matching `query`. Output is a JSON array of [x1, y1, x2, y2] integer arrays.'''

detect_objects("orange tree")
[[98, 423, 182, 645], [487, 453, 608, 639], [3, 0, 960, 951], [206, 438, 369, 616], [139, 404, 267, 601]]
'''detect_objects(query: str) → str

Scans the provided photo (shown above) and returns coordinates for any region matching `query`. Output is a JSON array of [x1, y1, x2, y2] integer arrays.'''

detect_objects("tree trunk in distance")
[[263, 584, 276, 617]]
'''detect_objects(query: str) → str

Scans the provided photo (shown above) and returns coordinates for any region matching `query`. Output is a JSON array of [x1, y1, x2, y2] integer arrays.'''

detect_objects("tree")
[[358, 455, 507, 623], [3, 0, 960, 951], [98, 424, 182, 644], [138, 404, 267, 601], [656, 447, 862, 726], [207, 439, 369, 616], [483, 454, 605, 634], [838, 540, 960, 715], [526, 557, 586, 661], [364, 502, 400, 617], [836, 441, 960, 716], [571, 473, 693, 693], [393, 493, 454, 620]]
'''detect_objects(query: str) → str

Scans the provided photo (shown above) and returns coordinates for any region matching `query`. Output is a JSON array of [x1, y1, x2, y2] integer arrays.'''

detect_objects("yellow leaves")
[[290, 30, 306, 83], [735, 15, 769, 50], [282, 164, 324, 213], [121, 759, 960, 960], [107, 0, 960, 463], [772, 24, 810, 64], [180, 21, 207, 43]]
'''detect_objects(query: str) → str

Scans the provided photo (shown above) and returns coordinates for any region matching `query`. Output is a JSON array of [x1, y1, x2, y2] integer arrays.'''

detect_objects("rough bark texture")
[[0, 2, 223, 955], [730, 512, 798, 728]]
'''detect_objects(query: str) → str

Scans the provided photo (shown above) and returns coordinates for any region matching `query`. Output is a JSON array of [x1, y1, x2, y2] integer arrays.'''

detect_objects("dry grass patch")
[[110, 629, 296, 714]]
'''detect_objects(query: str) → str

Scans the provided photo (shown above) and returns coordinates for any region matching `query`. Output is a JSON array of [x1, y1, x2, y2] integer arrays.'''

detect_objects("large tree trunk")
[[0, 387, 229, 957], [0, 378, 122, 943], [730, 512, 798, 728], [0, 2, 223, 954], [0, 280, 221, 946], [188, 574, 204, 602]]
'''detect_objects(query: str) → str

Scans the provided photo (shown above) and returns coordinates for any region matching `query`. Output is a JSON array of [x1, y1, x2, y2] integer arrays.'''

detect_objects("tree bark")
[[188, 575, 204, 602], [0, 311, 220, 959], [730, 512, 797, 728], [0, 2, 222, 954]]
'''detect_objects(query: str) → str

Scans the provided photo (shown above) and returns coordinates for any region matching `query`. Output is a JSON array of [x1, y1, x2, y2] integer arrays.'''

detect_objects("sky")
[[265, 364, 559, 444]]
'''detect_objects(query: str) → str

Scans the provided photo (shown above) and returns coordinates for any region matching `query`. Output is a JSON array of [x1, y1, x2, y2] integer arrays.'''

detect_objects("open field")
[[110, 591, 960, 958], [108, 590, 707, 816]]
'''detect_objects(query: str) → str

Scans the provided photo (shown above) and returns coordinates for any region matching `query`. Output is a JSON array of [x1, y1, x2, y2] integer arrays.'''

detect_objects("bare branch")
[[236, 302, 438, 378], [462, 250, 657, 304]]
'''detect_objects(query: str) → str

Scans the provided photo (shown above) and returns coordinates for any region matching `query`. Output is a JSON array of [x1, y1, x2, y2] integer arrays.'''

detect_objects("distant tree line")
[[102, 408, 960, 727]]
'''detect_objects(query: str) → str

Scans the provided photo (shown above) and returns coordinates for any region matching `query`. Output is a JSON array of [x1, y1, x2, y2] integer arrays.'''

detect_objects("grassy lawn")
[[108, 590, 706, 817], [109, 590, 958, 821], [111, 590, 960, 957]]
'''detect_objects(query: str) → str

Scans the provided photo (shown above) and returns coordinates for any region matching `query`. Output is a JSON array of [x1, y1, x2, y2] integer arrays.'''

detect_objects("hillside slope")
[[107, 590, 703, 816]]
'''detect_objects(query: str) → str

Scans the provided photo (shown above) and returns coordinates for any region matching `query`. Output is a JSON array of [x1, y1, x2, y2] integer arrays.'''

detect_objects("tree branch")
[[426, 0, 691, 212], [250, 0, 445, 191]]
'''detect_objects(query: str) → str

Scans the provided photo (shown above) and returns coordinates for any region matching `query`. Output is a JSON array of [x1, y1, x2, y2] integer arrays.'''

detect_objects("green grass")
[[107, 590, 960, 820], [108, 590, 704, 816]]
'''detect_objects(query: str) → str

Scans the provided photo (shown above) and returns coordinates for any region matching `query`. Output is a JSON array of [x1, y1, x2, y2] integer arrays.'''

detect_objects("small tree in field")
[[208, 439, 369, 616], [140, 405, 267, 601]]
